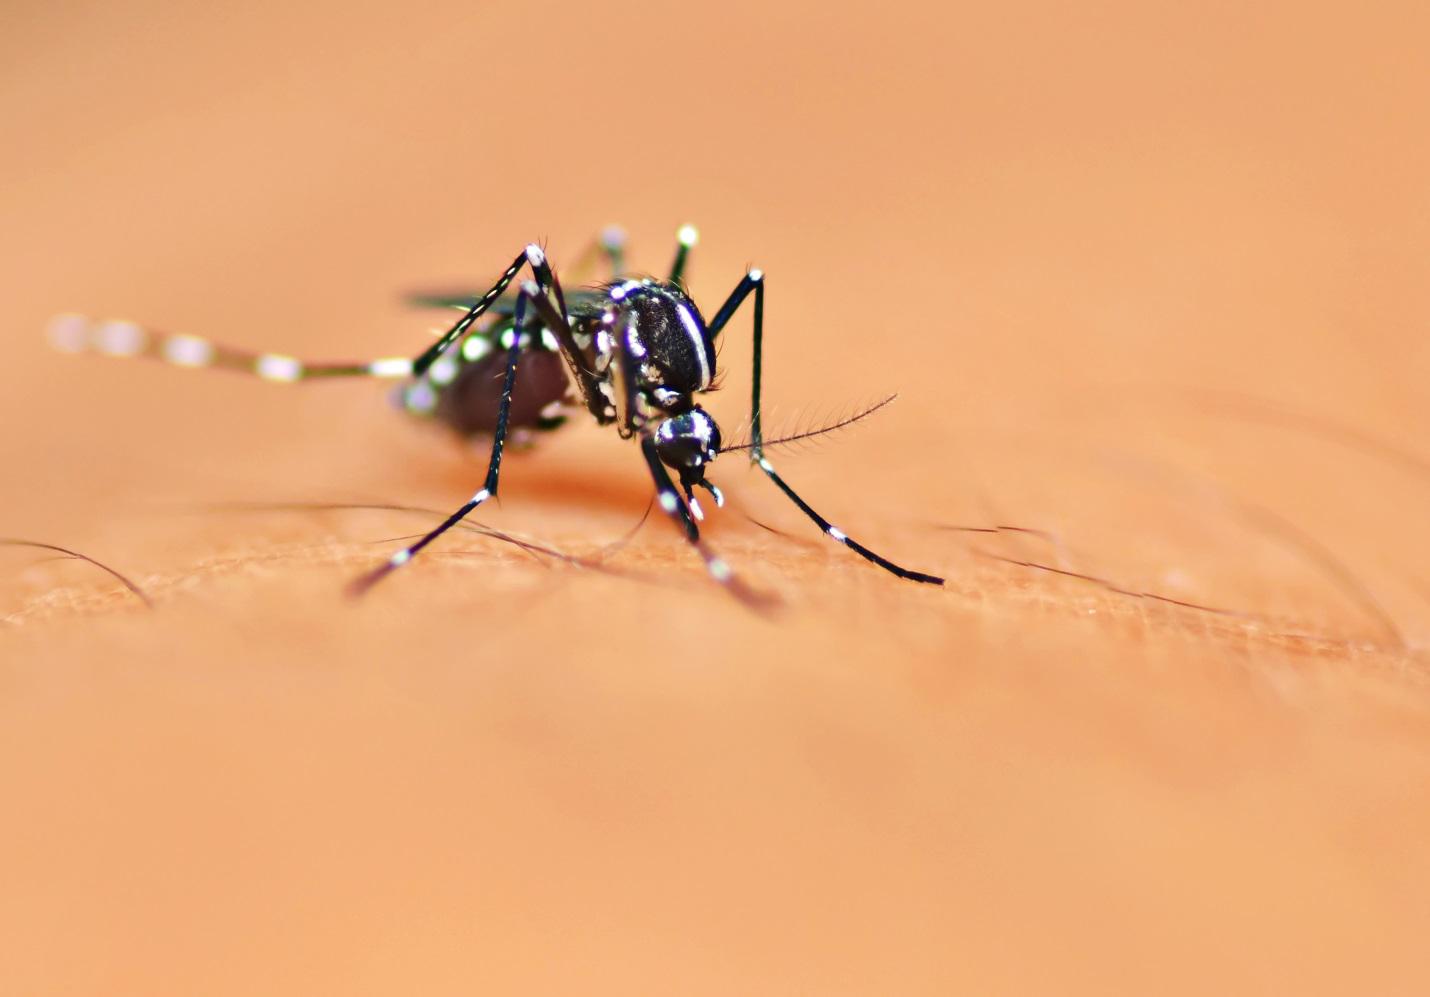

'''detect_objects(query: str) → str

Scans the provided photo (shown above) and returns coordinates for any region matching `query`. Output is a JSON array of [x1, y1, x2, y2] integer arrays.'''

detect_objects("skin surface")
[[2, 1, 1429, 993]]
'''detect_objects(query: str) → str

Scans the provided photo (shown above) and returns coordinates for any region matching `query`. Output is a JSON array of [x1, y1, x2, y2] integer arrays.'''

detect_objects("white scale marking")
[[429, 357, 459, 385], [828, 527, 848, 543], [404, 382, 437, 413], [256, 354, 303, 381], [690, 410, 714, 444], [163, 334, 214, 367], [709, 558, 732, 582], [610, 280, 641, 301], [675, 302, 710, 388], [626, 329, 646, 358], [390, 550, 411, 566], [368, 357, 413, 377], [47, 314, 91, 352], [462, 336, 491, 361], [658, 492, 679, 513], [95, 320, 145, 356]]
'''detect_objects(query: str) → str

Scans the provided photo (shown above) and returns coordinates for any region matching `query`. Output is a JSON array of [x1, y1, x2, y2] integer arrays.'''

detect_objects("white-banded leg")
[[48, 244, 554, 385], [514, 273, 610, 425], [556, 226, 628, 286], [637, 434, 768, 607], [611, 308, 766, 604], [46, 312, 419, 383], [707, 269, 945, 586], [348, 273, 568, 595], [668, 224, 699, 286]]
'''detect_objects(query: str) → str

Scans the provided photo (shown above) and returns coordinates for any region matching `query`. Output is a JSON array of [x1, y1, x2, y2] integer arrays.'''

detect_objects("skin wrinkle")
[[0, 411, 1421, 653], [3, 502, 1423, 676]]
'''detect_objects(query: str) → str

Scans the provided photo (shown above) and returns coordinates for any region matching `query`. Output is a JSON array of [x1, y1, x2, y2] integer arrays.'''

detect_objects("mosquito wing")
[[406, 287, 611, 321]]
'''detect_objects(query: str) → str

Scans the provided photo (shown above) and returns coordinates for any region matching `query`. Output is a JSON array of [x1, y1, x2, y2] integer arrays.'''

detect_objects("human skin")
[[2, 1, 1429, 993]]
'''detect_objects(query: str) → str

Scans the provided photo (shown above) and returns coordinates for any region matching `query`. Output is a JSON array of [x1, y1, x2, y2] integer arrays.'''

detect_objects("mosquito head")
[[654, 405, 722, 501]]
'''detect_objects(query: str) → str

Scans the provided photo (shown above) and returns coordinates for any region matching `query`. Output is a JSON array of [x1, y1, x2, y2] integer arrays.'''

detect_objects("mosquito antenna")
[[720, 393, 898, 454], [0, 538, 153, 609]]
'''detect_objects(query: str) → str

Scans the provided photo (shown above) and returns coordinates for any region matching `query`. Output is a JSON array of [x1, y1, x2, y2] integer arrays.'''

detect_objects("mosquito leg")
[[46, 312, 420, 382], [592, 305, 760, 604], [638, 435, 768, 606], [412, 246, 560, 376], [667, 224, 699, 286], [552, 226, 628, 287], [348, 278, 554, 595], [706, 270, 945, 586], [600, 225, 628, 279], [48, 244, 555, 384], [498, 270, 610, 426]]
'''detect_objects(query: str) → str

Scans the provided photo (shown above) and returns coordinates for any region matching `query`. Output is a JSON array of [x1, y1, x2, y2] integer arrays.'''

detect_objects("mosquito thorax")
[[603, 279, 716, 397]]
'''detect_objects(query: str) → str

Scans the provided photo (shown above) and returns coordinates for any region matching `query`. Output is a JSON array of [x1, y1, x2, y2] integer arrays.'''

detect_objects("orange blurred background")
[[2, 1, 1428, 992]]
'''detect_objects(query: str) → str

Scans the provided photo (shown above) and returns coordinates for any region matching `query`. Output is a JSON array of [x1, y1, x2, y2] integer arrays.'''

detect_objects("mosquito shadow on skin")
[[177, 497, 705, 599]]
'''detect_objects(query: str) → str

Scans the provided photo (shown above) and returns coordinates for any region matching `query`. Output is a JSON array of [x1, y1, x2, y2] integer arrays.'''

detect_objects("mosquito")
[[49, 225, 945, 601]]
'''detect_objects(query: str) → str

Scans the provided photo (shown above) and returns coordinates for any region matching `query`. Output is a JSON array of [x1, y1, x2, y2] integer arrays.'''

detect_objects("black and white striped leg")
[[413, 244, 556, 376], [639, 436, 768, 605], [349, 280, 551, 595], [710, 269, 945, 586], [668, 224, 699, 286], [46, 312, 420, 382], [517, 275, 610, 425], [611, 306, 763, 602], [49, 243, 555, 386], [639, 436, 701, 544]]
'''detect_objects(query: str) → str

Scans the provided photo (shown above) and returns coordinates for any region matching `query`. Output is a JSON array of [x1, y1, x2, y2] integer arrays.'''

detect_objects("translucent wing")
[[406, 287, 611, 321]]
